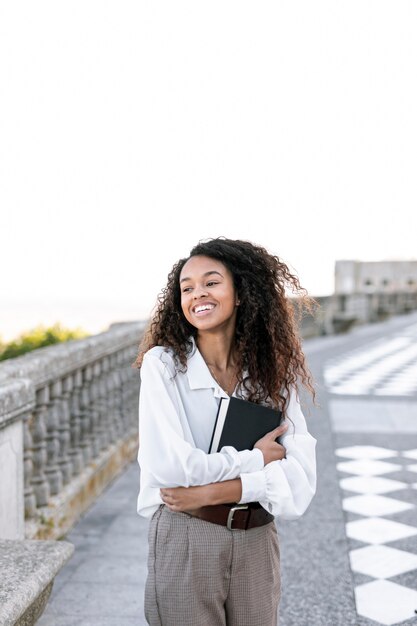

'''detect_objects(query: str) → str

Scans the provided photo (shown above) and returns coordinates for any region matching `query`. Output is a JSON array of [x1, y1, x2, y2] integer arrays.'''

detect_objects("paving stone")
[[70, 555, 148, 584], [44, 582, 144, 618], [38, 617, 146, 626], [105, 512, 149, 536]]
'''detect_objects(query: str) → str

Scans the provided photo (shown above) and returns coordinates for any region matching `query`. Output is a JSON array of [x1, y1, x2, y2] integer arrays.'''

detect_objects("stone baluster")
[[106, 355, 115, 440], [88, 363, 101, 457], [113, 350, 123, 437], [98, 356, 113, 448], [106, 356, 116, 446], [30, 387, 51, 507], [122, 351, 132, 430], [22, 410, 37, 518], [44, 382, 63, 495], [91, 360, 107, 452], [79, 366, 93, 465], [127, 350, 139, 431], [105, 357, 117, 445], [127, 347, 140, 431], [111, 352, 122, 439], [68, 369, 84, 476], [55, 375, 73, 485], [120, 348, 130, 428], [118, 354, 127, 430]]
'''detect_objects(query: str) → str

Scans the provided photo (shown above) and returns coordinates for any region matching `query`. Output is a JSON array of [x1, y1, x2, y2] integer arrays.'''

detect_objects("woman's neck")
[[196, 330, 236, 372]]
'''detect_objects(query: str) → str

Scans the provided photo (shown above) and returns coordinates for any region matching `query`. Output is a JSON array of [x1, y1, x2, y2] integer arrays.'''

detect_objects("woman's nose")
[[193, 286, 208, 298]]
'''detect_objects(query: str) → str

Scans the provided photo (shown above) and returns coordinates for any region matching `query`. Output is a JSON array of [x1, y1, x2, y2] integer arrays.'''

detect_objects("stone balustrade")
[[0, 321, 145, 541]]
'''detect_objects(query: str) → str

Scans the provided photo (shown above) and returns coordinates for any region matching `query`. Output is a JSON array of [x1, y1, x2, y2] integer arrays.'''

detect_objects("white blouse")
[[137, 338, 317, 520]]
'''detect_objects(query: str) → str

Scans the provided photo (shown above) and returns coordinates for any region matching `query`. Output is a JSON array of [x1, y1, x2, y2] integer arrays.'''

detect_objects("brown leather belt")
[[187, 502, 274, 531]]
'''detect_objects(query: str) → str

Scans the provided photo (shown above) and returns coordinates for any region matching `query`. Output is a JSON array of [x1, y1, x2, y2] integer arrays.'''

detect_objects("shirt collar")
[[186, 336, 229, 399]]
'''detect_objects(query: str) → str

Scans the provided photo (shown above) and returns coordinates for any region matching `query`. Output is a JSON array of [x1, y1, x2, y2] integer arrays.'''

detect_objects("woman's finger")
[[267, 422, 288, 438], [160, 490, 174, 502]]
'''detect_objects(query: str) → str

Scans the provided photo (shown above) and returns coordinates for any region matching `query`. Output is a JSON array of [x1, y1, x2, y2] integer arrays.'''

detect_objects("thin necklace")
[[206, 363, 237, 396]]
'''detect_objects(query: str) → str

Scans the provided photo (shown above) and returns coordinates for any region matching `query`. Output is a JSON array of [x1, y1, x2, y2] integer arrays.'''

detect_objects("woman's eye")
[[207, 281, 218, 287], [182, 287, 192, 293]]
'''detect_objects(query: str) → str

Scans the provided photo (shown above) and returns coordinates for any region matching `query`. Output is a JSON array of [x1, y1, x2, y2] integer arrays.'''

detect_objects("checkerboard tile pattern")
[[336, 445, 417, 625], [324, 329, 417, 396]]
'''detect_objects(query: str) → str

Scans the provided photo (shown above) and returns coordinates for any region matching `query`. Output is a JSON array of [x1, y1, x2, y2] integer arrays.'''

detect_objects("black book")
[[209, 396, 283, 453]]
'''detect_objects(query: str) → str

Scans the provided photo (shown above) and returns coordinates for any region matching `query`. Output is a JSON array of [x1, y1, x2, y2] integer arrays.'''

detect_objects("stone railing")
[[0, 321, 145, 541]]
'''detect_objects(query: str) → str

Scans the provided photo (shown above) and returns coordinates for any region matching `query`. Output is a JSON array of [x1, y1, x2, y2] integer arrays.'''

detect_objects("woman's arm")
[[160, 478, 243, 512], [160, 426, 288, 511]]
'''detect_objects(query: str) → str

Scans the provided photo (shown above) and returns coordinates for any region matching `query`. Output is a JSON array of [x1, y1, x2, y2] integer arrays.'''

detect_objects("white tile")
[[337, 459, 400, 476], [324, 338, 410, 384], [374, 387, 414, 396], [376, 382, 417, 396], [335, 446, 398, 460], [407, 464, 417, 473], [343, 494, 413, 517], [350, 544, 417, 578], [355, 579, 417, 625], [332, 342, 417, 397], [377, 363, 417, 395], [346, 517, 417, 545], [339, 476, 407, 495], [403, 449, 417, 460], [328, 382, 360, 393]]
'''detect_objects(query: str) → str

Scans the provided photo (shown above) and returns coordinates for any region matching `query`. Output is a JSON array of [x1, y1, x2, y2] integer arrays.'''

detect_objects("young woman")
[[135, 237, 317, 626]]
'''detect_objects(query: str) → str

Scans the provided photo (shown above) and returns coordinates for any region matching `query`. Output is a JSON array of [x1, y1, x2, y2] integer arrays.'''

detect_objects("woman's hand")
[[160, 484, 215, 513], [254, 422, 288, 465]]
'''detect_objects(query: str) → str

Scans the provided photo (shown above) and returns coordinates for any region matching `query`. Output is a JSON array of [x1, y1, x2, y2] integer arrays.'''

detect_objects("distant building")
[[335, 260, 417, 295]]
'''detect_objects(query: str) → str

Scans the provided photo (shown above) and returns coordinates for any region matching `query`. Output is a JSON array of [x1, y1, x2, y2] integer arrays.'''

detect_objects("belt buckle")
[[227, 504, 249, 530]]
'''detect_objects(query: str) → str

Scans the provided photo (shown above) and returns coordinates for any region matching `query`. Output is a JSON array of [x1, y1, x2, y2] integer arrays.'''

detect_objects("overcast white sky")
[[1, 1, 416, 340]]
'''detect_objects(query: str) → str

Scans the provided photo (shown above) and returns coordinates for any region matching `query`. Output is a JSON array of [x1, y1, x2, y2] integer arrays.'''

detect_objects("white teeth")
[[194, 304, 215, 313]]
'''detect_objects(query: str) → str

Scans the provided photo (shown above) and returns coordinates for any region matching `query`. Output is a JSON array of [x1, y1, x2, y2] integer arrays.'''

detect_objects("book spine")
[[208, 398, 225, 453]]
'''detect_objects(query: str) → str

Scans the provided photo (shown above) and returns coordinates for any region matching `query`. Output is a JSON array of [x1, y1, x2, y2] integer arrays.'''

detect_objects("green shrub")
[[0, 323, 89, 361]]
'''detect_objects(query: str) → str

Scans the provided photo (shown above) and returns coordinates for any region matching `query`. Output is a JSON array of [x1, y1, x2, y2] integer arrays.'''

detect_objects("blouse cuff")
[[238, 469, 267, 504], [237, 447, 264, 473]]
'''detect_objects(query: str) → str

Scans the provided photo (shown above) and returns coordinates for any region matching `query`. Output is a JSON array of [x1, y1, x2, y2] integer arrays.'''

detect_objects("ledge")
[[0, 321, 145, 389], [0, 539, 74, 626], [0, 379, 35, 431]]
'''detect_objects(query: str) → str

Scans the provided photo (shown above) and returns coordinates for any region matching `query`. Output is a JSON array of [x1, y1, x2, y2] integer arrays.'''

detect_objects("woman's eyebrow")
[[180, 270, 223, 284]]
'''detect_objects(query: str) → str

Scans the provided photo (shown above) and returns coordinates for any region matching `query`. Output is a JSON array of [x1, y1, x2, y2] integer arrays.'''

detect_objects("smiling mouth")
[[193, 304, 216, 315]]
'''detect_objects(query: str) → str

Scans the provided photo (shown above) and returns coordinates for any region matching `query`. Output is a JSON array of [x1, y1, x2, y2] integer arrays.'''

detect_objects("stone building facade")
[[335, 260, 417, 295], [333, 260, 417, 326]]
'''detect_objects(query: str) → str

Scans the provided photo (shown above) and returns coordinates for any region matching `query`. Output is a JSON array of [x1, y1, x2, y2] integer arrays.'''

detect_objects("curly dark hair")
[[134, 237, 316, 414]]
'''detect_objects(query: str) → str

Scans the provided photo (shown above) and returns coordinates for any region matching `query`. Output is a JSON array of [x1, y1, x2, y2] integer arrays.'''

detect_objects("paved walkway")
[[38, 312, 417, 626], [38, 463, 148, 626]]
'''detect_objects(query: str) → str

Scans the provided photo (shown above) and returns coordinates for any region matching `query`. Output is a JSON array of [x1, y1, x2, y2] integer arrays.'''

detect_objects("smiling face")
[[179, 255, 239, 334]]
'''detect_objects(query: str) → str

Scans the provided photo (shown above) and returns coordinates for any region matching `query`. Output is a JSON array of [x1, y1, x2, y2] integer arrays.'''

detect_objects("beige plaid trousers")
[[145, 505, 281, 626]]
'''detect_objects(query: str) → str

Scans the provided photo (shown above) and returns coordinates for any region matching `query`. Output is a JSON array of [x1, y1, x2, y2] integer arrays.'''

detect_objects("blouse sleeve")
[[238, 386, 317, 520], [138, 352, 264, 489]]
